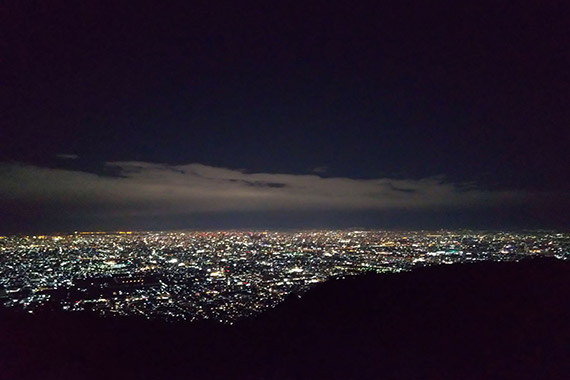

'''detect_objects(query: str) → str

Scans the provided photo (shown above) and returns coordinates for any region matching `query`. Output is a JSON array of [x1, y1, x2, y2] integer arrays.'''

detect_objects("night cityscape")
[[2, 0, 569, 378], [1, 230, 568, 323]]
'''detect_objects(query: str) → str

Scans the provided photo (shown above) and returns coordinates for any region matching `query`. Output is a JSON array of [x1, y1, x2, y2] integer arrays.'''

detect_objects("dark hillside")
[[1, 258, 568, 379]]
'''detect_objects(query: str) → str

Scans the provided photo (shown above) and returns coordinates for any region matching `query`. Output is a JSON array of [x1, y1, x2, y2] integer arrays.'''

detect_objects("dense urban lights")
[[1, 230, 568, 323]]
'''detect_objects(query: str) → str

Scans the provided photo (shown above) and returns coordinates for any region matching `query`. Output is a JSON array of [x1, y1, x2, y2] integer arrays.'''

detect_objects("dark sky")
[[2, 1, 569, 233]]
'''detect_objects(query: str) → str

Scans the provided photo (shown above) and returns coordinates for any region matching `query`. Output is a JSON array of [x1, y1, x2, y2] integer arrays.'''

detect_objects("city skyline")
[[2, 229, 568, 323]]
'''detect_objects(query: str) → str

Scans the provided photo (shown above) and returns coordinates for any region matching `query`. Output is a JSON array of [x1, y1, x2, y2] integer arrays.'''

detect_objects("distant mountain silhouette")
[[1, 258, 568, 379]]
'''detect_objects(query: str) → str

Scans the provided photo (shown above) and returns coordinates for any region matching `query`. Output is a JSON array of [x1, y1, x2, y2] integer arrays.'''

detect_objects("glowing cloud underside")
[[0, 162, 525, 218]]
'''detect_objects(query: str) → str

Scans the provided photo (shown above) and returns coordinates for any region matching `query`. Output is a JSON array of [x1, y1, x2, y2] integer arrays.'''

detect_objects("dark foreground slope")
[[1, 259, 568, 380]]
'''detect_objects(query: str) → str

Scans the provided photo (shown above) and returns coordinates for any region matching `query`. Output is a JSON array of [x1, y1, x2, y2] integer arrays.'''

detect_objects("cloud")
[[0, 161, 525, 220], [56, 154, 79, 160], [312, 166, 328, 174]]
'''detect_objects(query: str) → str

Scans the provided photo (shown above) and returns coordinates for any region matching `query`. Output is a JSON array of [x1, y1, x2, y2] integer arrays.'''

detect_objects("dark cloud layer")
[[0, 161, 524, 211], [3, 161, 564, 233]]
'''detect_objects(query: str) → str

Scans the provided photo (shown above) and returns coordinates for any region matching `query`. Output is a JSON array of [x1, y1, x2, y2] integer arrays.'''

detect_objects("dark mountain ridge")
[[1, 258, 568, 379]]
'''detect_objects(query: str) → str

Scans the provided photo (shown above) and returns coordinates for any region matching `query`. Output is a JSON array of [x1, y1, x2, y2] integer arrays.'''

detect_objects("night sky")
[[2, 1, 569, 233]]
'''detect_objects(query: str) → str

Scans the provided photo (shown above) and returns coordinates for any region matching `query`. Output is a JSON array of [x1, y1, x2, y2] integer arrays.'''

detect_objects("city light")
[[0, 230, 568, 323]]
